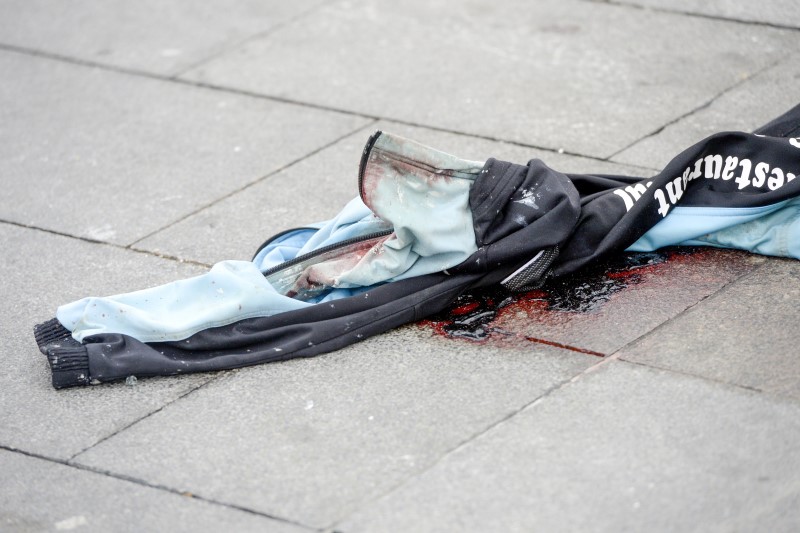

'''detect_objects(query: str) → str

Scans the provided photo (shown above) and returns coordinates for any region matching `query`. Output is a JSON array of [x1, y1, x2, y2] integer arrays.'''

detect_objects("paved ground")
[[2, 1, 799, 531]]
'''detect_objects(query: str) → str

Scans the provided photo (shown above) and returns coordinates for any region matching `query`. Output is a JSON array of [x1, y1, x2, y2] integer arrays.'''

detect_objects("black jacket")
[[34, 104, 800, 389]]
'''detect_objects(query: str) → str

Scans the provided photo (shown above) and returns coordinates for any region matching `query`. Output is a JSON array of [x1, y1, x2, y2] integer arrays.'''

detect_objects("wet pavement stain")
[[420, 247, 727, 355]]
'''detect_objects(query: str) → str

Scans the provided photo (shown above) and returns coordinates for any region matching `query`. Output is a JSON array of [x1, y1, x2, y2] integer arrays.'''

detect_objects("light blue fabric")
[[57, 260, 314, 343], [59, 132, 485, 343], [627, 198, 800, 259], [253, 197, 386, 271], [683, 197, 800, 258]]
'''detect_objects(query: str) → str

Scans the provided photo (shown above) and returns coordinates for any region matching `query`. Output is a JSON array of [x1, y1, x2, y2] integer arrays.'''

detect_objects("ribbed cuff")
[[44, 345, 91, 389], [33, 318, 73, 354]]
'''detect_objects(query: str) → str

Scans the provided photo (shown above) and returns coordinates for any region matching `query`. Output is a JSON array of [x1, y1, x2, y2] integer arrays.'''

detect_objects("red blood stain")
[[450, 301, 481, 316], [421, 247, 712, 352]]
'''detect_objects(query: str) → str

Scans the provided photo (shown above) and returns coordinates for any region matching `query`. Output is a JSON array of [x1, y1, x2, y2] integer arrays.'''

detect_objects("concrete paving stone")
[[0, 0, 324, 76], [0, 449, 311, 533], [338, 360, 800, 532], [0, 223, 211, 460], [421, 247, 765, 356], [0, 48, 369, 247], [620, 258, 800, 401], [612, 55, 800, 168], [181, 0, 798, 159], [602, 0, 800, 29], [72, 326, 597, 529], [136, 120, 645, 264]]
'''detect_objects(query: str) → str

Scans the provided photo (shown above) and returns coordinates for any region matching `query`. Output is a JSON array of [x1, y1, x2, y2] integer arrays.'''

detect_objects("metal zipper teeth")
[[261, 229, 394, 277], [358, 130, 383, 200]]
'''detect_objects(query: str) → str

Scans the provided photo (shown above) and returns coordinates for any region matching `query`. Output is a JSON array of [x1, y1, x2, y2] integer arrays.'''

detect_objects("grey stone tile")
[[136, 121, 645, 264], [339, 361, 800, 532], [0, 49, 369, 246], [603, 0, 800, 29], [0, 223, 211, 460], [0, 449, 310, 533], [0, 0, 322, 76], [612, 55, 800, 168], [421, 248, 765, 356], [620, 258, 800, 401], [181, 0, 797, 158], [72, 326, 596, 528]]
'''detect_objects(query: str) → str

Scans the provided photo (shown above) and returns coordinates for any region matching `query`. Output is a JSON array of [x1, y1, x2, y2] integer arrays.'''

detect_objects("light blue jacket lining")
[[626, 197, 800, 258], [58, 133, 485, 343]]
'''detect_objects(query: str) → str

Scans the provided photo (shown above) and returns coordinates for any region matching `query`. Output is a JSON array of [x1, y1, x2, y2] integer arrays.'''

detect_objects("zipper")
[[359, 130, 383, 200], [261, 228, 394, 277], [359, 130, 482, 201], [251, 226, 319, 261]]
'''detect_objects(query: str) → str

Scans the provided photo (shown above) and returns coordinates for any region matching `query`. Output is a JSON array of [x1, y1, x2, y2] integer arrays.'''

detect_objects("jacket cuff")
[[44, 344, 91, 389], [33, 318, 73, 354]]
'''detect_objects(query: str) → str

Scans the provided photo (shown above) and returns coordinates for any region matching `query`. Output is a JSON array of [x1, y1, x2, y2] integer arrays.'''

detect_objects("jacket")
[[34, 104, 800, 389]]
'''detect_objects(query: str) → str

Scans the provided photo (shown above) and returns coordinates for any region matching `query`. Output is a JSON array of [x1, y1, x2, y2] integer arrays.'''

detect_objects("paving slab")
[[620, 258, 800, 401], [0, 449, 310, 533], [0, 0, 323, 76], [0, 223, 211, 460], [612, 55, 800, 168], [72, 327, 596, 529], [338, 360, 800, 532], [136, 121, 645, 264], [599, 0, 800, 29], [421, 247, 764, 356], [0, 49, 369, 247], [181, 0, 797, 158]]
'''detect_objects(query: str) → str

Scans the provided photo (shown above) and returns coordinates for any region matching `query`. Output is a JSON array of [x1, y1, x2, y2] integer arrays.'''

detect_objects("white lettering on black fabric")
[[615, 149, 797, 217], [613, 181, 653, 211]]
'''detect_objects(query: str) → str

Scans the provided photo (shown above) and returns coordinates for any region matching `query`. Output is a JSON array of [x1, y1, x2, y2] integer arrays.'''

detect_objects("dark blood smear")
[[422, 248, 703, 342]]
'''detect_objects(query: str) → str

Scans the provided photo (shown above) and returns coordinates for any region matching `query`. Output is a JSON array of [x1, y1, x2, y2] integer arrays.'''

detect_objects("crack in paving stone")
[[580, 0, 800, 32]]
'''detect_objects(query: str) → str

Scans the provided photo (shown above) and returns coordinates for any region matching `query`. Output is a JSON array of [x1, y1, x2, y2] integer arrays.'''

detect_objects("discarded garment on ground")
[[34, 104, 800, 389]]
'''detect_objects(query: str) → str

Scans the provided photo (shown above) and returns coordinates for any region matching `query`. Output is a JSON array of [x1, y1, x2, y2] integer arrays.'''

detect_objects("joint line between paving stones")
[[327, 351, 619, 530], [0, 218, 212, 269], [0, 444, 316, 531], [73, 461, 317, 531], [0, 42, 380, 125], [168, 0, 330, 79], [67, 376, 220, 462], [126, 118, 379, 248], [608, 260, 769, 368], [580, 0, 800, 32], [606, 57, 783, 160], [170, 76, 640, 169], [621, 358, 765, 395], [0, 42, 648, 170]]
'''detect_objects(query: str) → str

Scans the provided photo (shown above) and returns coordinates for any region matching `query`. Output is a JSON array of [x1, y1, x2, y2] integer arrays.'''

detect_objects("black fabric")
[[554, 104, 800, 275], [45, 344, 90, 389], [754, 103, 800, 138], [33, 317, 73, 354], [34, 104, 800, 388]]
